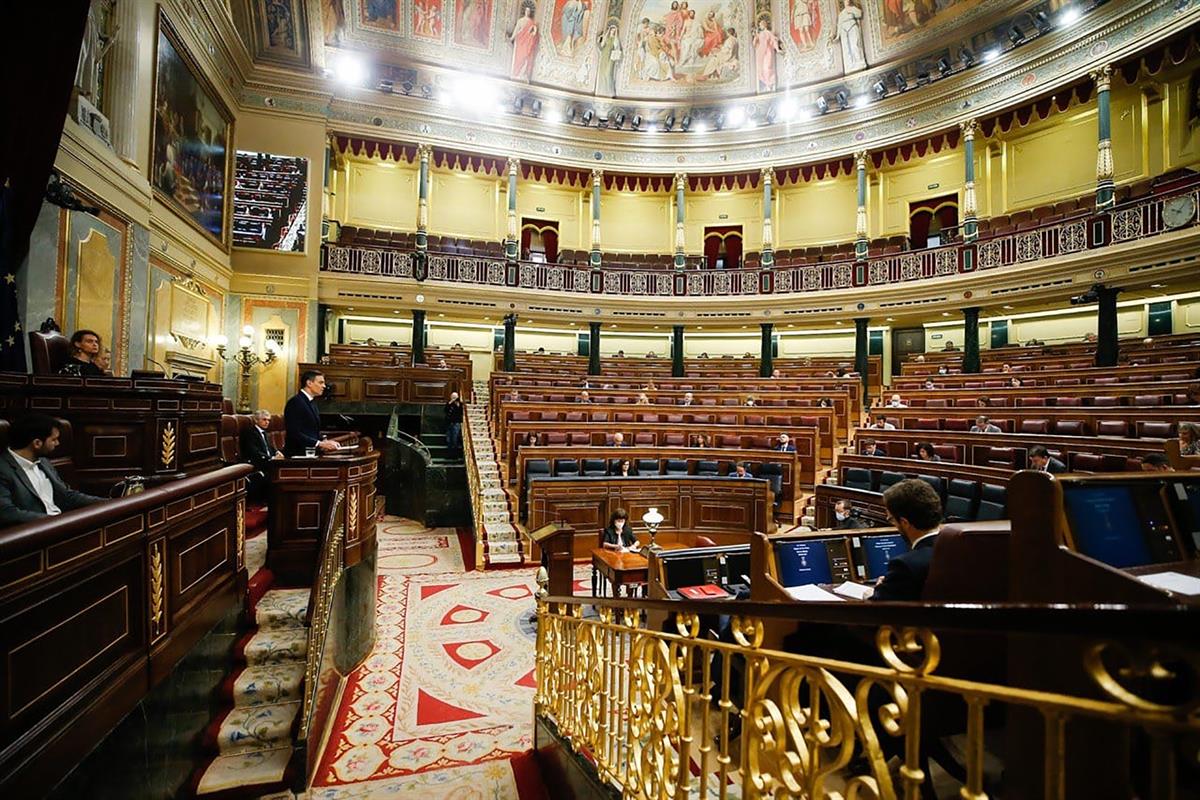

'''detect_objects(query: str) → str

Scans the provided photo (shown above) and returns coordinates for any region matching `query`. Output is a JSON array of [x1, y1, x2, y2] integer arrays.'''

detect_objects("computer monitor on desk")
[[859, 533, 909, 581], [1061, 481, 1192, 569], [773, 537, 854, 587]]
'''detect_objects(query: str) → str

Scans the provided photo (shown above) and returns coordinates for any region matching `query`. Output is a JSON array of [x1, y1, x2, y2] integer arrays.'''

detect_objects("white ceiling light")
[[778, 97, 797, 121], [854, 95, 870, 109], [726, 106, 746, 127], [1059, 6, 1081, 26], [333, 53, 367, 86], [692, 121, 709, 134], [983, 48, 1001, 63], [544, 105, 563, 124]]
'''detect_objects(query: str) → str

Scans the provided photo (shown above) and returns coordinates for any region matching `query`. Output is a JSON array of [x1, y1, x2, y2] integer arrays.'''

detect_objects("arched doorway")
[[909, 195, 959, 248], [703, 226, 743, 269]]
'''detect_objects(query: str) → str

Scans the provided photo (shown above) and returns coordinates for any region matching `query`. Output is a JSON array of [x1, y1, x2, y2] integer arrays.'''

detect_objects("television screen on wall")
[[232, 151, 308, 252]]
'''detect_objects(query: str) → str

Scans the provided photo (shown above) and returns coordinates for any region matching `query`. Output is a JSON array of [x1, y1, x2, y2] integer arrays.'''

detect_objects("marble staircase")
[[465, 379, 525, 567]]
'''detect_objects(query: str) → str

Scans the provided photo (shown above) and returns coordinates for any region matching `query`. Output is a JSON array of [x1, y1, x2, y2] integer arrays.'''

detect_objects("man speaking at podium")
[[284, 370, 341, 457]]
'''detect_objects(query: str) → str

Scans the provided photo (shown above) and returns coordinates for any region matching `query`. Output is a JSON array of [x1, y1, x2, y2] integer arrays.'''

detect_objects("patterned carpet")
[[311, 518, 557, 798]]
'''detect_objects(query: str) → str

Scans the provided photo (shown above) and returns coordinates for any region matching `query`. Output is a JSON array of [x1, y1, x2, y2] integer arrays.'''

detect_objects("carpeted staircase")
[[188, 524, 309, 798], [466, 379, 525, 567]]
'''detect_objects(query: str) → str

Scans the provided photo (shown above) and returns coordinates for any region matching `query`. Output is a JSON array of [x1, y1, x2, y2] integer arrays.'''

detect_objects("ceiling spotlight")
[[778, 96, 797, 120], [872, 80, 887, 99], [545, 105, 563, 124], [815, 96, 829, 114], [893, 71, 908, 92], [834, 90, 849, 110], [765, 105, 777, 123], [581, 108, 594, 125], [854, 95, 870, 109], [982, 48, 1000, 63], [727, 106, 746, 127], [565, 106, 577, 123], [333, 53, 368, 86], [631, 114, 642, 130], [691, 119, 707, 133], [916, 70, 931, 86], [376, 78, 394, 93], [959, 48, 975, 68], [936, 57, 951, 77], [1007, 25, 1024, 46], [663, 113, 675, 131], [530, 98, 542, 116], [1059, 5, 1081, 26], [714, 113, 725, 130], [400, 80, 414, 95], [680, 114, 692, 131], [613, 111, 626, 129], [511, 95, 524, 113]]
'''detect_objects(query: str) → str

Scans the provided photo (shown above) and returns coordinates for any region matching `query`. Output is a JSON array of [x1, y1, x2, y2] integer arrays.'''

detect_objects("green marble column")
[[1094, 66, 1115, 210], [760, 167, 775, 268], [671, 326, 684, 377], [589, 321, 601, 375], [962, 306, 981, 374], [854, 152, 869, 262], [411, 309, 426, 365], [590, 169, 603, 268], [759, 323, 774, 377], [416, 143, 431, 252], [855, 317, 869, 405], [673, 172, 687, 269], [503, 313, 516, 373], [960, 120, 978, 243]]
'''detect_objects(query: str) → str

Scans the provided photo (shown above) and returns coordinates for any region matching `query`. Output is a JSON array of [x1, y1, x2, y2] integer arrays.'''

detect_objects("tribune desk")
[[592, 543, 687, 597]]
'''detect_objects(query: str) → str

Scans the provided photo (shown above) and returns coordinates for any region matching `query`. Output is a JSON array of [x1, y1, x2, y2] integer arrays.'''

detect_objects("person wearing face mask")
[[833, 499, 869, 530], [601, 508, 640, 552]]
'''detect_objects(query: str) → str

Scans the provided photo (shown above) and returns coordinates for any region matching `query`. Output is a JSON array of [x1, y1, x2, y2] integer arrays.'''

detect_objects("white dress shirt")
[[8, 449, 61, 515]]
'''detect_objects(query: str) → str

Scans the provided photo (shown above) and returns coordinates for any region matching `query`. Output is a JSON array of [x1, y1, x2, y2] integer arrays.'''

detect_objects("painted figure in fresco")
[[414, 0, 442, 37], [559, 0, 586, 56], [364, 0, 398, 25], [753, 16, 782, 92], [459, 0, 490, 47], [678, 9, 703, 69], [700, 9, 724, 56], [264, 0, 296, 49], [699, 27, 737, 81], [832, 0, 866, 73], [510, 3, 539, 80], [322, 0, 346, 44], [595, 21, 622, 96], [790, 0, 818, 49], [663, 1, 688, 62]]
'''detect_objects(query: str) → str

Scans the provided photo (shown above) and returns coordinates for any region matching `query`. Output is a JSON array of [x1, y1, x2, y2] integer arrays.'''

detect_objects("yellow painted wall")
[[603, 192, 673, 251], [517, 183, 586, 249], [344, 160, 419, 231], [876, 151, 965, 236], [776, 177, 858, 245], [684, 190, 763, 251], [437, 172, 502, 239], [1164, 68, 1200, 173]]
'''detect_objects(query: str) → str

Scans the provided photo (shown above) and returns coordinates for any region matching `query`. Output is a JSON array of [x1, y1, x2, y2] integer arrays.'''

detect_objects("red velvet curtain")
[[520, 218, 559, 262], [703, 235, 721, 268], [541, 228, 558, 263], [725, 233, 743, 268], [0, 2, 91, 370], [704, 226, 743, 268], [908, 194, 959, 248]]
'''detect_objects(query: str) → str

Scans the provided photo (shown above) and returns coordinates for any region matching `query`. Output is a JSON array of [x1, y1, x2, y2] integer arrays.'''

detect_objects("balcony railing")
[[321, 178, 1200, 298]]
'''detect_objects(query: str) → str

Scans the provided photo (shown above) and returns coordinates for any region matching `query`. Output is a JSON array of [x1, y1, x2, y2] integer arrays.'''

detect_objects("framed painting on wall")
[[151, 10, 234, 250]]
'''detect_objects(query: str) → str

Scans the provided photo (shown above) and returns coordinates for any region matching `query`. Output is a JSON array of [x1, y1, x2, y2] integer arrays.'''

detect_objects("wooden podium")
[[529, 521, 576, 597], [267, 443, 381, 584]]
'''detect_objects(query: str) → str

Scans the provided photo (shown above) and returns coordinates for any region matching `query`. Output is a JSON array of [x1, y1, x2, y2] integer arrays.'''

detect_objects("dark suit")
[[240, 424, 278, 503], [602, 525, 638, 549], [284, 390, 323, 457], [0, 451, 104, 527], [870, 533, 938, 602], [777, 443, 796, 452], [1039, 457, 1067, 474]]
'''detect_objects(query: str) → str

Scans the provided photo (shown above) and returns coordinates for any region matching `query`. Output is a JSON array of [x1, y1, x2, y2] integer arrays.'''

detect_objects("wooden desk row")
[[878, 378, 1198, 408], [856, 429, 1163, 471], [298, 362, 464, 404], [864, 406, 1195, 438], [527, 475, 775, 561], [514, 445, 807, 521], [0, 371, 224, 495], [891, 360, 1199, 390]]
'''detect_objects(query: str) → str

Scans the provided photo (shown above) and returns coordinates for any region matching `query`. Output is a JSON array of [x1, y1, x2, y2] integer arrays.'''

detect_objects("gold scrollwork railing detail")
[[299, 489, 345, 741], [235, 497, 245, 572], [535, 599, 1199, 800]]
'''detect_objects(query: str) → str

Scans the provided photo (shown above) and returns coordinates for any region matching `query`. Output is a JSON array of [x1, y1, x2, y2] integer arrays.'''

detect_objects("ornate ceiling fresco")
[[310, 0, 1044, 103]]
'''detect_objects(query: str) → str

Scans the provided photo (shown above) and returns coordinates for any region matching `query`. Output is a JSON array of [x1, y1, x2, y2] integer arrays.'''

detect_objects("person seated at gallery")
[[867, 413, 895, 430], [614, 458, 633, 477], [0, 414, 105, 527], [636, 392, 651, 405], [860, 437, 886, 456], [57, 329, 105, 377], [601, 508, 639, 552], [679, 391, 695, 406], [1028, 444, 1066, 474], [775, 433, 795, 452], [771, 368, 783, 379], [284, 369, 341, 457], [240, 409, 282, 503], [833, 499, 870, 530], [1141, 453, 1171, 471], [869, 479, 943, 602], [942, 341, 959, 352], [970, 415, 1001, 434], [886, 393, 907, 408], [610, 432, 628, 447]]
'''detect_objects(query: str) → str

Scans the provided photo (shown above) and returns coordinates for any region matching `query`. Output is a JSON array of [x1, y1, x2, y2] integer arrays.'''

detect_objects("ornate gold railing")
[[299, 489, 345, 740], [535, 596, 1200, 799], [460, 399, 488, 569]]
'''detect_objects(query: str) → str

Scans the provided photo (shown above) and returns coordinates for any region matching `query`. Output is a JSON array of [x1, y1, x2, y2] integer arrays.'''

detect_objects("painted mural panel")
[[361, 0, 402, 30], [509, 0, 539, 80], [530, 0, 611, 93], [455, 0, 494, 47], [151, 11, 232, 249], [412, 0, 444, 39], [860, 0, 1028, 63], [618, 0, 750, 97]]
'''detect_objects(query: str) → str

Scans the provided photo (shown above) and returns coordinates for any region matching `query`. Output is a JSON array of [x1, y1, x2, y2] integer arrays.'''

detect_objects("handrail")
[[460, 400, 487, 567], [299, 488, 344, 741], [388, 428, 432, 465]]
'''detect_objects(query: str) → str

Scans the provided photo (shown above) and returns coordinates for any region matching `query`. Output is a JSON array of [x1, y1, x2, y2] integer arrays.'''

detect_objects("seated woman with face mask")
[[601, 508, 640, 552]]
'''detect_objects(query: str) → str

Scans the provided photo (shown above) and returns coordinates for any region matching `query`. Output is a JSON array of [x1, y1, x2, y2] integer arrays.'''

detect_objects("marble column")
[[107, 0, 152, 169], [1095, 286, 1120, 367], [416, 144, 431, 252], [672, 326, 685, 377], [759, 323, 774, 377], [961, 119, 979, 243], [673, 173, 687, 269], [503, 314, 516, 373], [411, 309, 426, 365], [854, 317, 869, 405], [505, 158, 520, 262], [588, 321, 601, 375], [761, 167, 775, 268], [854, 152, 869, 262], [1093, 65, 1115, 211], [589, 169, 603, 267], [962, 306, 981, 374]]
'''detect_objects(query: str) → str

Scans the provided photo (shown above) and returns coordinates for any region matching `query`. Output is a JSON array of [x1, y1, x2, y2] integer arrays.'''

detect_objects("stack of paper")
[[1138, 571, 1200, 596], [784, 584, 845, 602]]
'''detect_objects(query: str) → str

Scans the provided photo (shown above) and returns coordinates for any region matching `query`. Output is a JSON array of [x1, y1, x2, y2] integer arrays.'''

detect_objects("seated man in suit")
[[240, 409, 283, 503], [870, 479, 942, 602], [860, 438, 887, 457], [679, 392, 694, 406], [1028, 444, 1067, 474], [610, 432, 628, 447], [970, 415, 1001, 434], [833, 499, 871, 530], [731, 462, 754, 478], [284, 369, 341, 457], [775, 433, 796, 452], [0, 414, 105, 527]]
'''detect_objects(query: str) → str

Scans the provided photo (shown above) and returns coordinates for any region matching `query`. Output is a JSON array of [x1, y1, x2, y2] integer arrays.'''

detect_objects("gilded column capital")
[[416, 143, 433, 160], [674, 172, 688, 190], [854, 151, 868, 171], [1090, 65, 1113, 92], [761, 166, 775, 185], [959, 118, 977, 141], [591, 168, 604, 183], [507, 157, 521, 175]]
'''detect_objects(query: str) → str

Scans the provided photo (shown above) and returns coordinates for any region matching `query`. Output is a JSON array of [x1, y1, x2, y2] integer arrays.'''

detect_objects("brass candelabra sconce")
[[213, 325, 278, 413]]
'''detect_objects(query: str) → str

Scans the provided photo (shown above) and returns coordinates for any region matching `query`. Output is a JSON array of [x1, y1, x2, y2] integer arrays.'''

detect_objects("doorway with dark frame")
[[703, 226, 743, 268], [909, 195, 959, 249], [891, 327, 925, 376], [521, 218, 559, 263]]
